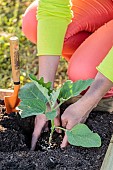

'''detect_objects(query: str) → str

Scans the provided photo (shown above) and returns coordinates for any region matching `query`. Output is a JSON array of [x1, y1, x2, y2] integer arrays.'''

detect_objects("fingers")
[[43, 121, 49, 132], [54, 116, 61, 133], [62, 118, 68, 128], [61, 114, 76, 129], [54, 112, 62, 133], [61, 119, 75, 148], [61, 113, 79, 148], [61, 117, 74, 148], [61, 133, 68, 148], [31, 114, 47, 151], [54, 106, 61, 133]]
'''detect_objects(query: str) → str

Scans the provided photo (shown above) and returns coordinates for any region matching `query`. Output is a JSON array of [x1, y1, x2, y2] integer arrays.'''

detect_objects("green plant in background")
[[0, 0, 37, 88], [18, 75, 101, 148]]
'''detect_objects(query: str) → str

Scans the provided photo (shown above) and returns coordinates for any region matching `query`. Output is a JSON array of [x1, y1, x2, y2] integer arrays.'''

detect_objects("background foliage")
[[0, 0, 68, 89]]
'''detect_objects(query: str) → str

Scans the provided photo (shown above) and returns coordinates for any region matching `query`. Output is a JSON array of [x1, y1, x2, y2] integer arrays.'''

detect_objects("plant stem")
[[54, 101, 64, 110], [55, 126, 67, 132], [49, 119, 55, 144]]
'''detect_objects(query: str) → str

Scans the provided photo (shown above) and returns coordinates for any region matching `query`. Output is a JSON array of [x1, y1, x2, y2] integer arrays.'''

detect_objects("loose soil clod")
[[0, 103, 113, 170], [0, 100, 4, 105]]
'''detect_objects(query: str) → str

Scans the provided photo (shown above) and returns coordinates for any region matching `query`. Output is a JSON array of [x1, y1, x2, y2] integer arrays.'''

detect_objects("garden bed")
[[0, 100, 113, 170]]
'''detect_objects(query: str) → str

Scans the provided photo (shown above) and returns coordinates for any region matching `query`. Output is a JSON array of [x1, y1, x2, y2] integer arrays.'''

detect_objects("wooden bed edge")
[[100, 135, 113, 170], [0, 89, 14, 99]]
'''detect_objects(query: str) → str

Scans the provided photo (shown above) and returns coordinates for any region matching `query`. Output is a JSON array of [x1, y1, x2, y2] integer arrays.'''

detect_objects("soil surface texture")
[[0, 102, 113, 170]]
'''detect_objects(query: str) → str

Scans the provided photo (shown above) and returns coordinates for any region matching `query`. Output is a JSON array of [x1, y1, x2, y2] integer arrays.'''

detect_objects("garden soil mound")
[[0, 103, 113, 170]]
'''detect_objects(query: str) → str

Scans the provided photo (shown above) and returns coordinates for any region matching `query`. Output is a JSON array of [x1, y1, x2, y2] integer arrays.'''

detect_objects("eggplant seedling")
[[18, 74, 101, 148]]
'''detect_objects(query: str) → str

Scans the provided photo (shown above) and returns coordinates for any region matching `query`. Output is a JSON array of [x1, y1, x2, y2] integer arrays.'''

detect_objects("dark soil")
[[0, 102, 113, 170]]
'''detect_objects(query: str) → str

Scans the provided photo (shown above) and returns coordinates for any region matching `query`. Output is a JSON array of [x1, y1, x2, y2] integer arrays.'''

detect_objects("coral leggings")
[[22, 0, 113, 97]]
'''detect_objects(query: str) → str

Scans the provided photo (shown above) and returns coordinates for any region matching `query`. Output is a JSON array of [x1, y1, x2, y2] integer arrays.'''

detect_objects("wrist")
[[88, 72, 113, 99], [38, 55, 60, 88], [79, 72, 113, 110]]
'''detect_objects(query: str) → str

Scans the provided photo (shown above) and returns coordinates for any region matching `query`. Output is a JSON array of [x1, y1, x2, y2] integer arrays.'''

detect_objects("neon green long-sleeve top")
[[97, 47, 113, 83], [37, 0, 72, 56]]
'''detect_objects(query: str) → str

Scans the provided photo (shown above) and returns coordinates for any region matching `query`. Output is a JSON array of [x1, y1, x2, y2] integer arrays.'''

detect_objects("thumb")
[[54, 107, 61, 133], [54, 116, 61, 133]]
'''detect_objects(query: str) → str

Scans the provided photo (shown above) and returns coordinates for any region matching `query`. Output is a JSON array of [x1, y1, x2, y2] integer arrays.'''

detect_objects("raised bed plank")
[[0, 89, 13, 99], [100, 135, 113, 170]]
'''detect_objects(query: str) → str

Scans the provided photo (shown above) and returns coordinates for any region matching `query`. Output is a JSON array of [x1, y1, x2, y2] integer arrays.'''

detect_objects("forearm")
[[38, 55, 60, 87], [79, 72, 113, 110], [87, 72, 113, 99], [37, 0, 72, 86]]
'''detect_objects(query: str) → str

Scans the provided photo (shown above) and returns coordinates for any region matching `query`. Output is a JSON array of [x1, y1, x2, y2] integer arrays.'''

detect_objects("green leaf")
[[29, 74, 51, 103], [58, 80, 73, 101], [66, 124, 101, 148], [29, 74, 52, 94], [18, 82, 47, 118], [58, 79, 93, 102], [50, 88, 61, 108], [72, 79, 94, 96], [19, 82, 47, 103], [45, 110, 57, 120], [19, 98, 46, 118]]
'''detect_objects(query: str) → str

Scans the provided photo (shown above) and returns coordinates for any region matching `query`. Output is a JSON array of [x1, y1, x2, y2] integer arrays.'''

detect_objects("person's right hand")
[[60, 100, 95, 148], [31, 102, 60, 151], [31, 114, 47, 151]]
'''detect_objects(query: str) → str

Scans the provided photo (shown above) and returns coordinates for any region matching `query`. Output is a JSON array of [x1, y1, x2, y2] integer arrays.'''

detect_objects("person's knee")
[[67, 57, 97, 82], [22, 1, 38, 44]]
